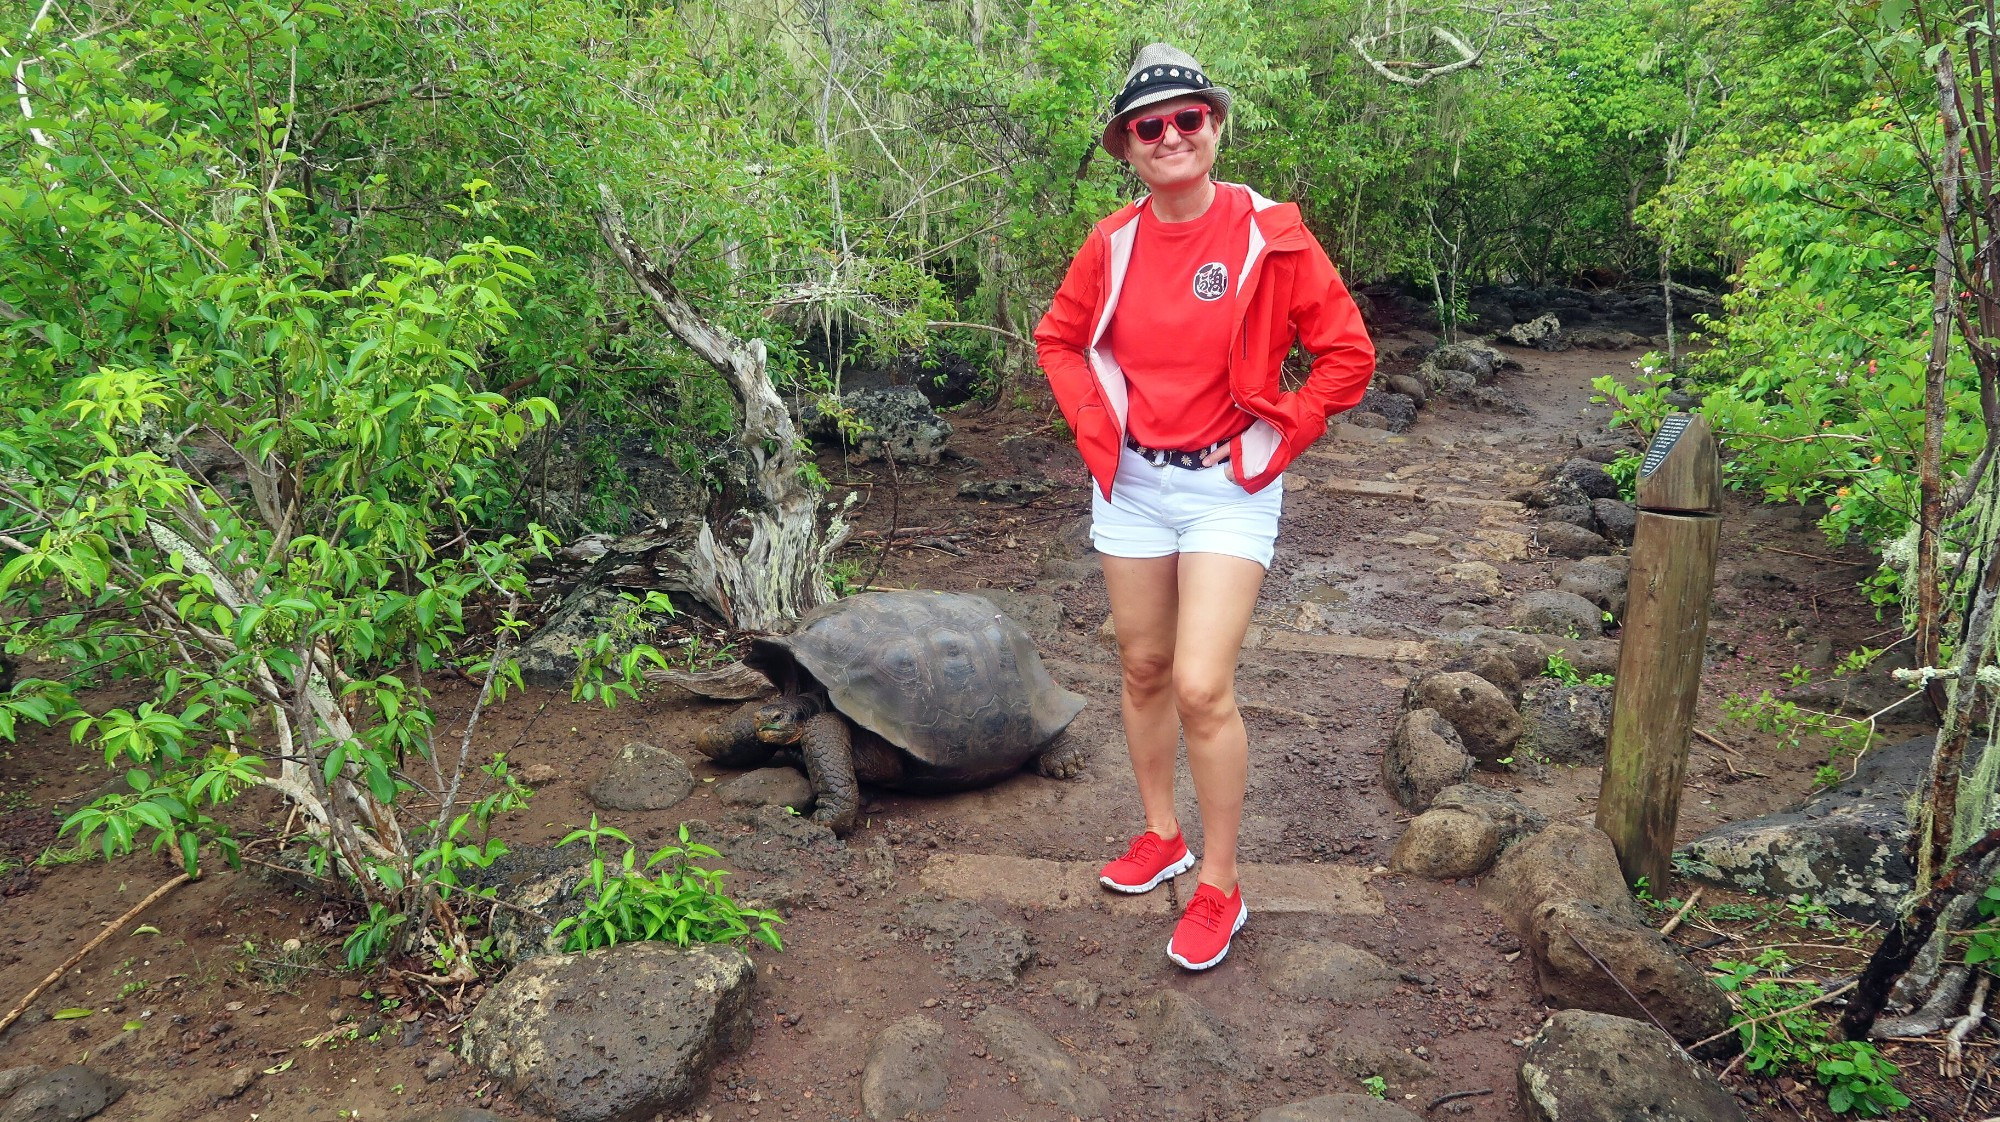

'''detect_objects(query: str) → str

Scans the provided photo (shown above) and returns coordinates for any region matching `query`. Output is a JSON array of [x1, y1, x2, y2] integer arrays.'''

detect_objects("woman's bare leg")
[[1101, 554, 1183, 840], [1172, 551, 1268, 892]]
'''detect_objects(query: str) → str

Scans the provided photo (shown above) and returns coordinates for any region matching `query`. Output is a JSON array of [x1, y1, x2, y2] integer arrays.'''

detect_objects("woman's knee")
[[1173, 672, 1236, 727], [1120, 647, 1175, 697]]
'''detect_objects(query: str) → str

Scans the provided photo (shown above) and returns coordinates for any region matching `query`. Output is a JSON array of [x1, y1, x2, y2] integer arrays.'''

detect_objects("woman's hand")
[[1202, 443, 1239, 484]]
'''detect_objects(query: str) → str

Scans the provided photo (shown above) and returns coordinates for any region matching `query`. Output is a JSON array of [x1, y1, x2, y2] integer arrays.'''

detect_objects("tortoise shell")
[[745, 590, 1086, 771]]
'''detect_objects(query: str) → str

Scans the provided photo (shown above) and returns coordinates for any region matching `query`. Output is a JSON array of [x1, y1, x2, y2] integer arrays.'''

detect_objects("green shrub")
[[551, 818, 782, 953]]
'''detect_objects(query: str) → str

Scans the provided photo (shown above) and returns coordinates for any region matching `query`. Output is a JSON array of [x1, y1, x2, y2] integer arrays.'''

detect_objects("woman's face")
[[1122, 94, 1221, 192]]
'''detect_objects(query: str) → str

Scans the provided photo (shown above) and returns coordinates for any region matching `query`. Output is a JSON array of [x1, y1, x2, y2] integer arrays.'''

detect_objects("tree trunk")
[[595, 185, 845, 632]]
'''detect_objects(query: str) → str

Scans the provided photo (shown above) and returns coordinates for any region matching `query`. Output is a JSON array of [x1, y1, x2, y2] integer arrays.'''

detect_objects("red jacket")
[[1033, 185, 1376, 496]]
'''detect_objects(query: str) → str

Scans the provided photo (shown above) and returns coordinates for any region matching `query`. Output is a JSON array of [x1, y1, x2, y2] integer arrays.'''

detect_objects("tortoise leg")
[[800, 711, 862, 835], [1032, 727, 1088, 779], [694, 700, 777, 768]]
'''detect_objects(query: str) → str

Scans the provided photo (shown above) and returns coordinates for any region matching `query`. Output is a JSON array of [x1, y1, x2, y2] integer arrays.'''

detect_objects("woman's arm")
[[1032, 230, 1108, 430], [1289, 236, 1376, 422]]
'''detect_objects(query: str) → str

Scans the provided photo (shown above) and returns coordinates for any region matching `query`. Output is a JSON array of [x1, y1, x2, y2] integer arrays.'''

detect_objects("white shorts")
[[1091, 443, 1284, 568]]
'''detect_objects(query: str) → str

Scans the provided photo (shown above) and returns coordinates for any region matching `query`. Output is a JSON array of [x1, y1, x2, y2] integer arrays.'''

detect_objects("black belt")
[[1126, 433, 1230, 470]]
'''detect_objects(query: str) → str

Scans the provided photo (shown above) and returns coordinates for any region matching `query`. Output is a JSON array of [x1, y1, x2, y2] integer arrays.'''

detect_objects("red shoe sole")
[[1099, 849, 1196, 894], [1167, 902, 1249, 971]]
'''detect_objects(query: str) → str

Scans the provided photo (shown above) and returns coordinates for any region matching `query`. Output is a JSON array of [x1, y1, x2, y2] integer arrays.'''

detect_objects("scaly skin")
[[798, 711, 861, 835], [1033, 727, 1088, 779], [694, 700, 776, 768]]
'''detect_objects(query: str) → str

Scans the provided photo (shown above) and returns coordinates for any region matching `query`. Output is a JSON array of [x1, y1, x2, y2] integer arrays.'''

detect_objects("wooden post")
[[1596, 413, 1723, 890]]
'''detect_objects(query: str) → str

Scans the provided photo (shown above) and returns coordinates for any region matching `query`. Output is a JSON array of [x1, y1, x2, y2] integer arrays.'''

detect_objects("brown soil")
[[0, 339, 1952, 1121]]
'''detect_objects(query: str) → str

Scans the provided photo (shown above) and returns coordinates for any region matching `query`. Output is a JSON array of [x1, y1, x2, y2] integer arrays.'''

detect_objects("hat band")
[[1112, 64, 1214, 116]]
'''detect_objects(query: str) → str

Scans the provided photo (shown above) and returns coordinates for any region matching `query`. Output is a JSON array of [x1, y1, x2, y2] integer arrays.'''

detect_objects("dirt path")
[[0, 339, 1929, 1121]]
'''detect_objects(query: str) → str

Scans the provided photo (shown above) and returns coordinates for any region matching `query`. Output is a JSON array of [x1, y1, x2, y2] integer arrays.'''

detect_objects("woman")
[[1033, 44, 1375, 970]]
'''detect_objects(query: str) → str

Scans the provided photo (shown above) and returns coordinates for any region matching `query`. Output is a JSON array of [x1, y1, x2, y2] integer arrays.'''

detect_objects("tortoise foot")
[[1034, 731, 1087, 780]]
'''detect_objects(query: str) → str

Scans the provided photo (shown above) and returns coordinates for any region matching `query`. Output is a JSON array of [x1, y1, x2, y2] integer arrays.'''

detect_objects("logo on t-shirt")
[[1191, 261, 1229, 302]]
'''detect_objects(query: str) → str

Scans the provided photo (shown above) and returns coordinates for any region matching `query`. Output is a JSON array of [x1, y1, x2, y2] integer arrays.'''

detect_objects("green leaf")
[[53, 1007, 94, 1020]]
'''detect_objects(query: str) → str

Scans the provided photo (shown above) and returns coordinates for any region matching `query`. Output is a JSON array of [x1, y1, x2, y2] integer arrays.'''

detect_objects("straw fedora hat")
[[1101, 43, 1234, 160]]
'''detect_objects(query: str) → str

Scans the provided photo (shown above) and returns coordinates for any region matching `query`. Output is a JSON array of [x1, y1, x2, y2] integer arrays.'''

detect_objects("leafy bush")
[[551, 818, 782, 953], [1712, 948, 1909, 1115]]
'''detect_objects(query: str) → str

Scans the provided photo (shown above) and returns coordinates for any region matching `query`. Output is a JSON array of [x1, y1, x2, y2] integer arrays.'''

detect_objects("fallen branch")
[[1692, 979, 1859, 1053], [0, 871, 193, 1036], [1661, 888, 1703, 938], [1426, 1087, 1493, 1111]]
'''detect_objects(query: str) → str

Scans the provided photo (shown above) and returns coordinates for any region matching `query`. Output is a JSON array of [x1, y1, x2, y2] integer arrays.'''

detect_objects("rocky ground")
[[0, 322, 1954, 1122]]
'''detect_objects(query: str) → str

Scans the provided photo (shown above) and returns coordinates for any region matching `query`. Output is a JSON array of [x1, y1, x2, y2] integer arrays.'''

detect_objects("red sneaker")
[[1167, 882, 1247, 970], [1098, 830, 1196, 894]]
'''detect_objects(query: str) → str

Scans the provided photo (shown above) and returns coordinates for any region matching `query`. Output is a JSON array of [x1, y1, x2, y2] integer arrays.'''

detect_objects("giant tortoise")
[[694, 590, 1088, 833]]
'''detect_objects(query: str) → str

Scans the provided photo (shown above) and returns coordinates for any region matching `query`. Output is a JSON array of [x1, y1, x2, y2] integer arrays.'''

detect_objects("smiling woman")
[[1032, 43, 1376, 973]]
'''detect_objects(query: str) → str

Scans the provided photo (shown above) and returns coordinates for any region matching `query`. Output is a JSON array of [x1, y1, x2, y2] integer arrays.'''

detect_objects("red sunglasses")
[[1125, 103, 1213, 145]]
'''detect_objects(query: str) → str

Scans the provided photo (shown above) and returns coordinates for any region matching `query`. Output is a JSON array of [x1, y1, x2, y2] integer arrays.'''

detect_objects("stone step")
[[917, 853, 1384, 916], [1245, 625, 1429, 663], [1316, 475, 1525, 515]]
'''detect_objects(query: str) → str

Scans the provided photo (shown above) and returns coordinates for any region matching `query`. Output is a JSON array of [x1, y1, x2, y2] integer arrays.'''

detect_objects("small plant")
[[551, 818, 782, 953], [827, 558, 869, 597], [1817, 1042, 1911, 1117], [1542, 652, 1583, 686], [1584, 672, 1615, 688], [1711, 948, 1909, 1115], [1361, 1074, 1388, 1099], [1722, 691, 1874, 784], [1959, 886, 2000, 970], [1603, 451, 1642, 502], [1782, 664, 1814, 687]]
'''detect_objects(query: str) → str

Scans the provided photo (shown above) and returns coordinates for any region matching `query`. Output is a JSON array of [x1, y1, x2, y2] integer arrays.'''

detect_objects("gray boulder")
[[0, 1067, 124, 1122], [1264, 939, 1400, 1001], [1676, 734, 1926, 922], [1504, 313, 1567, 350], [958, 477, 1053, 503], [716, 767, 815, 811], [1531, 459, 1619, 508], [900, 898, 1035, 984], [1451, 627, 1554, 679], [463, 942, 756, 1122], [1591, 498, 1638, 547], [1519, 684, 1614, 763], [587, 740, 695, 812], [1523, 897, 1733, 1042], [1404, 672, 1522, 764], [1536, 520, 1614, 560], [1483, 824, 1641, 935], [518, 586, 668, 690], [862, 1015, 950, 1121], [1423, 364, 1478, 399], [1354, 390, 1418, 433], [805, 386, 952, 464], [1383, 373, 1429, 404], [1548, 637, 1620, 679], [1511, 590, 1606, 638], [1253, 1095, 1423, 1122], [1439, 647, 1523, 705], [1540, 503, 1596, 531], [1391, 783, 1544, 879], [1555, 560, 1627, 620], [1131, 990, 1260, 1086], [1430, 339, 1513, 382], [971, 1008, 1110, 1115], [1383, 708, 1474, 811], [1519, 1011, 1746, 1122], [0, 1069, 37, 1099]]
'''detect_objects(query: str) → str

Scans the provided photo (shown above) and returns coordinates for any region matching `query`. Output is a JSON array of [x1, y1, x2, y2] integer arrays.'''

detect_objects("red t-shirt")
[[1106, 184, 1255, 450]]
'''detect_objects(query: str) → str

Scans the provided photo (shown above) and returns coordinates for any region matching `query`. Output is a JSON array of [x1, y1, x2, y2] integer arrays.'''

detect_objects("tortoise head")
[[755, 694, 822, 745]]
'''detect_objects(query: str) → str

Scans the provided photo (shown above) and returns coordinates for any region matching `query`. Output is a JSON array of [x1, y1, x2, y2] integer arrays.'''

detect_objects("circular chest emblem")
[[1191, 261, 1229, 302]]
